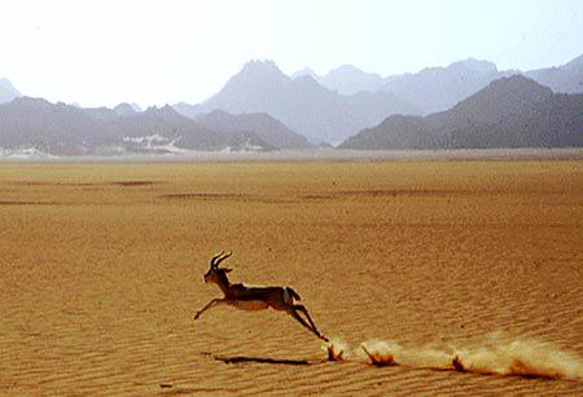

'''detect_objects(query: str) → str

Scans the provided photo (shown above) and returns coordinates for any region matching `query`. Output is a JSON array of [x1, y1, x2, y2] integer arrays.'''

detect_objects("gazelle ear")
[[224, 268, 233, 273]]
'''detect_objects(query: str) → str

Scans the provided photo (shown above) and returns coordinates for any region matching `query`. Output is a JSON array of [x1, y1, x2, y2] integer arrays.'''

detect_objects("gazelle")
[[194, 251, 329, 342]]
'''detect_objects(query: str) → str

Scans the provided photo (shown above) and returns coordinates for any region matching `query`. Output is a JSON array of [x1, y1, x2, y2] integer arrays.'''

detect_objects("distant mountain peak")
[[324, 64, 383, 81], [337, 64, 361, 71], [483, 75, 552, 96], [524, 52, 583, 94], [143, 104, 182, 118], [449, 58, 498, 73], [241, 59, 285, 76], [218, 59, 291, 93], [563, 53, 583, 70], [329, 64, 370, 75], [203, 109, 238, 123], [417, 58, 498, 76], [10, 96, 52, 108], [207, 108, 232, 117], [291, 67, 319, 80], [0, 78, 20, 91], [0, 78, 22, 104], [292, 74, 322, 88], [319, 64, 384, 96], [114, 102, 140, 116], [452, 75, 553, 117]]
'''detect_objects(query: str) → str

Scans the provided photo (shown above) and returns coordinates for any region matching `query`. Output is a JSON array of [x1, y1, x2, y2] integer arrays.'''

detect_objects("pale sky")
[[1, 0, 581, 107]]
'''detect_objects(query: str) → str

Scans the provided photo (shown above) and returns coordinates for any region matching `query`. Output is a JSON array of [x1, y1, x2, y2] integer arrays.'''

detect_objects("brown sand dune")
[[0, 160, 582, 395]]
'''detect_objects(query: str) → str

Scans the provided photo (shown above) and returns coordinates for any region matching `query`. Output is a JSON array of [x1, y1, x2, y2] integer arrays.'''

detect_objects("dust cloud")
[[325, 334, 583, 381], [324, 338, 350, 362]]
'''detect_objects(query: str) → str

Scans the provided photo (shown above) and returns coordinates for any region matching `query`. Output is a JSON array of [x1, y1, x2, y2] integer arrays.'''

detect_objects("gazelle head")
[[203, 251, 232, 285]]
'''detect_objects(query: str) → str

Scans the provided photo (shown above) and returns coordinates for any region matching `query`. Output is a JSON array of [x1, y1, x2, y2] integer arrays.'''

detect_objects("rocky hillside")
[[0, 98, 278, 155], [195, 110, 312, 149], [339, 76, 583, 150]]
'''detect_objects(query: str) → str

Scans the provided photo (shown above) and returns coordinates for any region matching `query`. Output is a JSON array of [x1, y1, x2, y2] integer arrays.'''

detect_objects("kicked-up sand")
[[0, 158, 582, 394]]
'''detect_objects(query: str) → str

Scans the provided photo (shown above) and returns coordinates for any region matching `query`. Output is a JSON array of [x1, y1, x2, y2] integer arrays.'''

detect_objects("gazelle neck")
[[215, 270, 232, 295]]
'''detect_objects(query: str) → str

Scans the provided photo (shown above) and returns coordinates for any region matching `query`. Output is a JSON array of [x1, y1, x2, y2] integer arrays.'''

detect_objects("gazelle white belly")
[[230, 299, 269, 311]]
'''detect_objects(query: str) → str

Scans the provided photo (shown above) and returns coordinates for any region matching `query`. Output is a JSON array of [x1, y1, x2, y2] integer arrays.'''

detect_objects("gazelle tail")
[[287, 287, 302, 301]]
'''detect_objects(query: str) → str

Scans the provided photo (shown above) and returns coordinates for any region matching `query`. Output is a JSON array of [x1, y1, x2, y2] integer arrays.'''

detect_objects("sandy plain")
[[0, 158, 582, 395]]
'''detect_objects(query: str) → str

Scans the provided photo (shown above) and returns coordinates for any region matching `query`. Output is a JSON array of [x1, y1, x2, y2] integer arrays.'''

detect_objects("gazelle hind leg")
[[294, 305, 320, 333], [288, 309, 321, 339], [289, 305, 328, 342]]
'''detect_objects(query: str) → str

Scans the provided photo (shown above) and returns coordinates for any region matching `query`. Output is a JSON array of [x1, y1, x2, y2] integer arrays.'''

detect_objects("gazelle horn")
[[215, 251, 232, 268], [210, 251, 225, 267]]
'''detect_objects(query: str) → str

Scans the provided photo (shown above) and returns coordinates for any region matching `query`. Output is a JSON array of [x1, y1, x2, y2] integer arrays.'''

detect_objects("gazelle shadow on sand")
[[201, 352, 316, 366]]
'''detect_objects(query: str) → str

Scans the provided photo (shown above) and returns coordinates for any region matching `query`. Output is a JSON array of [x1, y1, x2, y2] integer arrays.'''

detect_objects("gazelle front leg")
[[194, 298, 227, 320]]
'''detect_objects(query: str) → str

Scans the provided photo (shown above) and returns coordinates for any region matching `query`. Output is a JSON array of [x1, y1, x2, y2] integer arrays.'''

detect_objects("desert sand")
[[0, 159, 582, 395]]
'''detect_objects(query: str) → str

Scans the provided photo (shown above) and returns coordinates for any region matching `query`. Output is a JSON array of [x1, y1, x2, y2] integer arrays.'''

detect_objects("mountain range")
[[0, 98, 307, 155], [294, 55, 583, 114], [174, 60, 420, 144], [0, 53, 582, 154], [339, 76, 583, 150], [174, 54, 583, 144]]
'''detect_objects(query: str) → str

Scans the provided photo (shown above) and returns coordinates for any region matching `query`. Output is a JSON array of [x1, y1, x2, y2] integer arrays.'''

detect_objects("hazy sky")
[[1, 0, 581, 107]]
